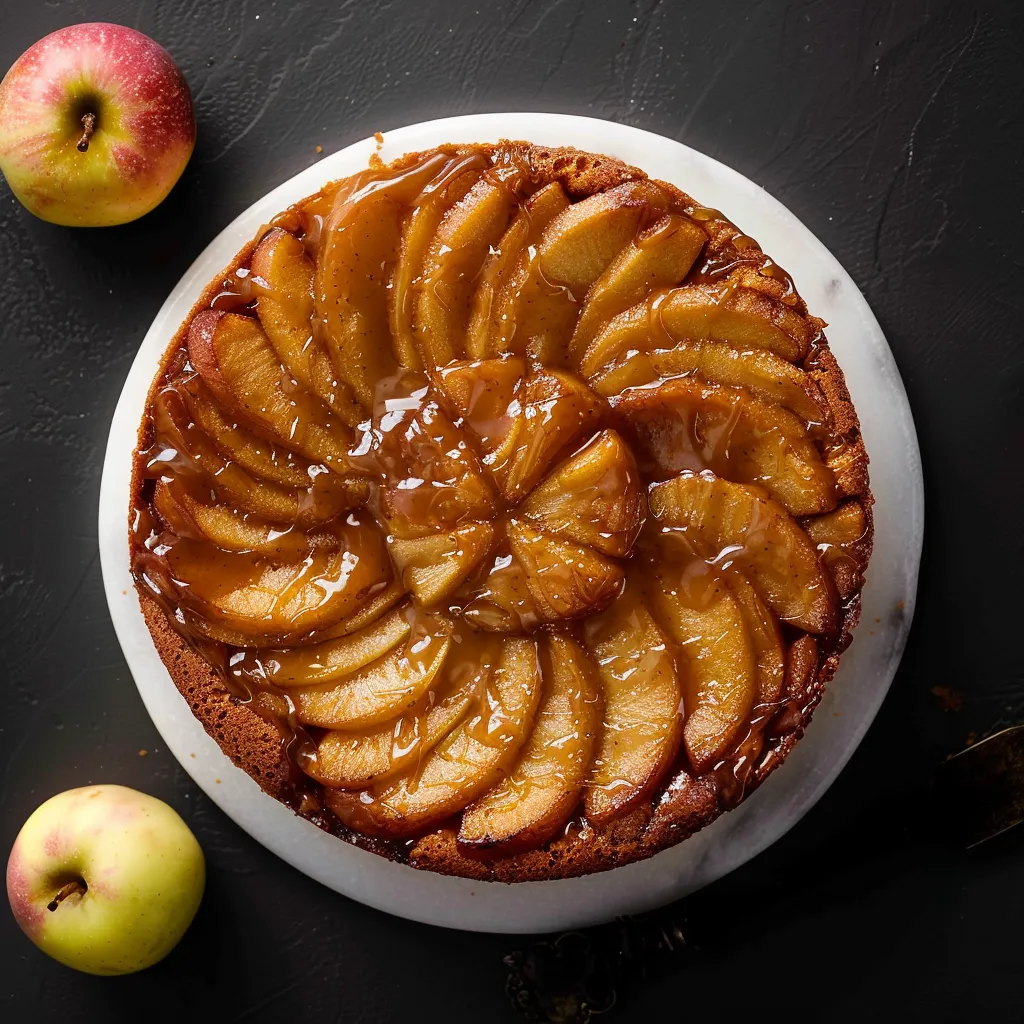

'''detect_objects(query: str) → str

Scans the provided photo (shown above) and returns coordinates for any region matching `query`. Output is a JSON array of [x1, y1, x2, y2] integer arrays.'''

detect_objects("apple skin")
[[6, 785, 205, 975], [0, 23, 195, 226]]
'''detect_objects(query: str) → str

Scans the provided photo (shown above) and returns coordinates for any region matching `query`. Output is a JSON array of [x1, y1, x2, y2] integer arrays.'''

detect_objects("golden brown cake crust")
[[130, 141, 872, 882]]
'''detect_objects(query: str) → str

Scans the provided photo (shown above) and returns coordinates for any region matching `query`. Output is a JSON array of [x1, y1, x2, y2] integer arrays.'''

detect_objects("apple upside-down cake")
[[130, 141, 871, 881]]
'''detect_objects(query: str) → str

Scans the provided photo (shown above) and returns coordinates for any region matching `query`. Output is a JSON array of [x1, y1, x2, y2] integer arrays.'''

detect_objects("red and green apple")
[[0, 23, 195, 226], [6, 785, 205, 975]]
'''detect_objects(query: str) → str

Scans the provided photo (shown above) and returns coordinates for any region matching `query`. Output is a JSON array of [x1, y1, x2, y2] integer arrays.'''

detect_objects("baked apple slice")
[[645, 770, 720, 847], [615, 378, 837, 516], [250, 227, 362, 426], [497, 180, 670, 364], [578, 302, 650, 378], [414, 174, 517, 367], [583, 583, 683, 824], [290, 628, 452, 729], [785, 634, 820, 702], [312, 578, 408, 641], [185, 579, 402, 650], [569, 213, 705, 360], [261, 606, 412, 686], [324, 637, 542, 837], [539, 180, 670, 292], [165, 514, 391, 642], [498, 369, 607, 502], [179, 378, 313, 488], [313, 154, 448, 404], [802, 500, 869, 599], [520, 429, 645, 557], [313, 679, 474, 789], [151, 389, 354, 525], [648, 472, 837, 634], [389, 155, 486, 367], [461, 552, 542, 634], [188, 310, 352, 467], [651, 283, 813, 361], [765, 635, 823, 741], [389, 521, 496, 606], [508, 522, 624, 622], [376, 391, 498, 535], [458, 633, 601, 854], [651, 566, 756, 772], [725, 571, 785, 706], [467, 181, 569, 359], [590, 335, 825, 424], [432, 355, 525, 459], [153, 480, 336, 561]]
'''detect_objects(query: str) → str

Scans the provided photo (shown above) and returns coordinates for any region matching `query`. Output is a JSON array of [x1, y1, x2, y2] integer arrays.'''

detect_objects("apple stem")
[[47, 879, 87, 911], [76, 112, 97, 153]]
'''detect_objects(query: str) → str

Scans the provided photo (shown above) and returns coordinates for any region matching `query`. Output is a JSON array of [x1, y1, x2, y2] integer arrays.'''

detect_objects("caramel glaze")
[[130, 142, 870, 867]]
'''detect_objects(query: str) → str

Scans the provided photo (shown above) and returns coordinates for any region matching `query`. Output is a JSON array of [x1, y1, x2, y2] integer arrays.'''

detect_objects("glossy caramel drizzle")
[[130, 142, 861, 856]]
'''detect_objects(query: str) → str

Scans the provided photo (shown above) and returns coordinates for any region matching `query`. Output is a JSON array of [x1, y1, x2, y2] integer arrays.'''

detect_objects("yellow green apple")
[[6, 785, 205, 975], [0, 23, 195, 226]]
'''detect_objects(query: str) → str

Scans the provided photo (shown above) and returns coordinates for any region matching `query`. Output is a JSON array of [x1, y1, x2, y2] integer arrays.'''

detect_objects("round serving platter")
[[99, 112, 923, 933]]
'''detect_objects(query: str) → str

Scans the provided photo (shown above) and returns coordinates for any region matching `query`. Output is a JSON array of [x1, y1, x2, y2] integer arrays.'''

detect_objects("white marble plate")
[[99, 113, 923, 933]]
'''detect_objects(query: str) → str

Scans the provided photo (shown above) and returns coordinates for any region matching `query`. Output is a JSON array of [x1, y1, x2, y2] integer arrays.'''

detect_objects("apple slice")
[[151, 388, 354, 526], [165, 515, 391, 641], [389, 521, 495, 606], [498, 369, 607, 502], [650, 283, 813, 361], [615, 378, 837, 516], [785, 634, 820, 701], [376, 391, 498, 535], [323, 637, 542, 837], [311, 578, 407, 642], [467, 181, 569, 359], [153, 480, 335, 561], [583, 584, 683, 824], [458, 633, 601, 854], [508, 521, 624, 622], [414, 175, 517, 367], [578, 302, 650, 378], [291, 629, 451, 729], [250, 227, 363, 426], [539, 180, 670, 292], [194, 579, 407, 651], [461, 552, 543, 634], [802, 500, 869, 599], [520, 429, 645, 557], [766, 634, 822, 739], [496, 180, 670, 364], [313, 680, 474, 789], [260, 606, 412, 686], [188, 310, 353, 467], [648, 472, 837, 634], [389, 155, 487, 367], [313, 153, 448, 404], [590, 335, 825, 424], [645, 770, 720, 847], [433, 357, 537, 495], [725, 571, 785, 706], [432, 356, 525, 458], [651, 565, 756, 772], [178, 378, 313, 488], [569, 213, 705, 361]]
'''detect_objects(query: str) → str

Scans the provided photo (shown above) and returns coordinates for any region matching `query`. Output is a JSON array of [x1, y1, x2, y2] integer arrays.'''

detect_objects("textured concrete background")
[[0, 0, 1021, 1020]]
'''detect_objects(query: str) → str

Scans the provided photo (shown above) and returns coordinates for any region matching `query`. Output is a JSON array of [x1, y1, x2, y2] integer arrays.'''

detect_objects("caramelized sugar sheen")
[[130, 141, 871, 881]]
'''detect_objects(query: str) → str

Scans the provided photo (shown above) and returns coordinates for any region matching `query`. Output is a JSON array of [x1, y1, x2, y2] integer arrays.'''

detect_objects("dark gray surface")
[[1, 0, 1021, 1020]]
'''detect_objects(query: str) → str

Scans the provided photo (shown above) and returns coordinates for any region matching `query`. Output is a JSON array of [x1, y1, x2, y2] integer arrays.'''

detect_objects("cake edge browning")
[[128, 141, 872, 883]]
